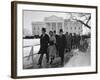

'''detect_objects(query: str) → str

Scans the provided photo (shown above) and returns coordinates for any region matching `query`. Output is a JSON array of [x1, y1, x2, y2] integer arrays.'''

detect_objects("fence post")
[[32, 46, 34, 66]]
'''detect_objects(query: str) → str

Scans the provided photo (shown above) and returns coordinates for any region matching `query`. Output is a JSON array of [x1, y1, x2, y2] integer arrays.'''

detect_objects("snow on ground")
[[23, 39, 91, 69], [23, 39, 40, 57], [64, 46, 91, 67], [23, 39, 40, 68], [23, 39, 40, 47]]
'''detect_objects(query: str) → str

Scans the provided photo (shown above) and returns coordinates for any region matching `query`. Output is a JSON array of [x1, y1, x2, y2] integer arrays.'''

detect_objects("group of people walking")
[[65, 32, 81, 53], [37, 27, 86, 68], [36, 27, 89, 68], [37, 28, 66, 67]]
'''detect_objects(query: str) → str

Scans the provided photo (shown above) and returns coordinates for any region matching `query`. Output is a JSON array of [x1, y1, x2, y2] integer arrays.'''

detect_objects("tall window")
[[75, 27, 76, 30], [46, 23, 50, 33], [58, 22, 62, 30], [52, 23, 56, 31], [70, 27, 72, 30], [38, 26, 39, 30], [34, 26, 35, 30]]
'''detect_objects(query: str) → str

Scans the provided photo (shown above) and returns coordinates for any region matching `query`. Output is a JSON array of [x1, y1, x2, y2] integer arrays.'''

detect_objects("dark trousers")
[[58, 48, 65, 65], [38, 52, 49, 65], [55, 44, 59, 56]]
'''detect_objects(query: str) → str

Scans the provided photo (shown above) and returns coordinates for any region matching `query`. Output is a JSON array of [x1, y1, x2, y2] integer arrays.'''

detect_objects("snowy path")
[[64, 49, 90, 67], [23, 39, 91, 69]]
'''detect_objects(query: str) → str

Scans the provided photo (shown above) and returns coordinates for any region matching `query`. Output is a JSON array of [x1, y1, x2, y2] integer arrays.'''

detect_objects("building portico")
[[44, 15, 64, 34], [32, 15, 83, 36]]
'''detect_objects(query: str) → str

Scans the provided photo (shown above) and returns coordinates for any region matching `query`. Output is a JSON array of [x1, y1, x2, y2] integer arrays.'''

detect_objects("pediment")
[[44, 15, 63, 22]]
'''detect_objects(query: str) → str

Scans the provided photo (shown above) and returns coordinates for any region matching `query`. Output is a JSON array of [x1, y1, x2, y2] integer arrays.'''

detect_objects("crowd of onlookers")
[[53, 30, 90, 53], [63, 32, 81, 52]]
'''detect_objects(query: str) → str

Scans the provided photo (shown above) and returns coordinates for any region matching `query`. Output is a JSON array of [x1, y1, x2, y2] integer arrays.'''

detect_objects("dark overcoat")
[[57, 35, 66, 57], [38, 34, 49, 54]]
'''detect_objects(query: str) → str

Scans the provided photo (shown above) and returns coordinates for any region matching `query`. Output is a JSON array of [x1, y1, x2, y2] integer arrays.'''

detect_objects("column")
[[50, 22, 52, 31], [55, 22, 57, 33], [62, 21, 65, 33], [56, 22, 58, 34], [56, 22, 59, 34]]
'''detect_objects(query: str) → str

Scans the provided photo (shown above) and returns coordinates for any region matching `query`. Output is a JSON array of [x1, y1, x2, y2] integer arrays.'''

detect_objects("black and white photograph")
[[11, 1, 97, 78], [23, 10, 91, 69]]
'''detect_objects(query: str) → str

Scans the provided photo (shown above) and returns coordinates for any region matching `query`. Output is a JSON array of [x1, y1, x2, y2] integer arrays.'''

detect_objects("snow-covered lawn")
[[23, 38, 91, 69], [23, 39, 41, 68], [23, 39, 40, 47], [64, 46, 91, 67], [23, 39, 40, 57]]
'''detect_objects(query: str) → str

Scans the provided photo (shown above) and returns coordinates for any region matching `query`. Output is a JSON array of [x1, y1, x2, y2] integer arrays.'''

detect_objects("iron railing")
[[23, 44, 40, 62]]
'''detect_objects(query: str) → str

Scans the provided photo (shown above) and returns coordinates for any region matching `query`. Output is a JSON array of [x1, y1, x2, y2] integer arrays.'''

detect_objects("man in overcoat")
[[58, 29, 66, 66], [37, 28, 49, 67]]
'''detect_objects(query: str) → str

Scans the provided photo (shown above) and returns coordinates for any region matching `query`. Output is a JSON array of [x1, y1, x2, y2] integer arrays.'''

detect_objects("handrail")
[[23, 44, 40, 61]]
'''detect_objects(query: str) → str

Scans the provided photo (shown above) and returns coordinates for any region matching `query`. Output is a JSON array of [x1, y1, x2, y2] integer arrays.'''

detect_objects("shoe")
[[61, 62, 64, 67], [37, 63, 42, 67], [50, 60, 53, 64], [38, 65, 42, 68], [37, 63, 41, 65], [46, 60, 49, 63]]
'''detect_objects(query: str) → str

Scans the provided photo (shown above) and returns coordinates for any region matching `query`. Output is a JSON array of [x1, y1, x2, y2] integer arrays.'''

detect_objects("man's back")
[[40, 34, 49, 48], [58, 35, 66, 48]]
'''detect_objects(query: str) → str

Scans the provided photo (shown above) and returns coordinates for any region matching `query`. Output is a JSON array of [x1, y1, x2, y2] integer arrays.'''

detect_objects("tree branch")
[[77, 20, 91, 29], [86, 16, 91, 25]]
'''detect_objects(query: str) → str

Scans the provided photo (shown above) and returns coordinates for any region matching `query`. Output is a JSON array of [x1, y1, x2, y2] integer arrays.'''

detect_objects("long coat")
[[38, 34, 49, 54], [57, 35, 66, 57], [48, 35, 56, 57]]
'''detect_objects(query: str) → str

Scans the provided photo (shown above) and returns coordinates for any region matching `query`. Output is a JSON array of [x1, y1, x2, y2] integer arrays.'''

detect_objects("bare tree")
[[66, 13, 91, 29], [76, 15, 91, 29]]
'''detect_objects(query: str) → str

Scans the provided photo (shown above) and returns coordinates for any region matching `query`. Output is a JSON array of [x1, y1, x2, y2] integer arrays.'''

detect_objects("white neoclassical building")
[[32, 15, 83, 36], [44, 15, 64, 34], [32, 22, 45, 36], [64, 19, 83, 35]]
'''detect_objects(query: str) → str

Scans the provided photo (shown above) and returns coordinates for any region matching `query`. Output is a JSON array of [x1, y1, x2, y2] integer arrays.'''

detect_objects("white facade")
[[32, 15, 83, 36], [44, 15, 64, 34], [32, 22, 45, 36], [64, 19, 82, 35]]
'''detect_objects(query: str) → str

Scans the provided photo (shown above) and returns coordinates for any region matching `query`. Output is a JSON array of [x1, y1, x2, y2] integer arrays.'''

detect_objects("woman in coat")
[[48, 31, 56, 64]]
